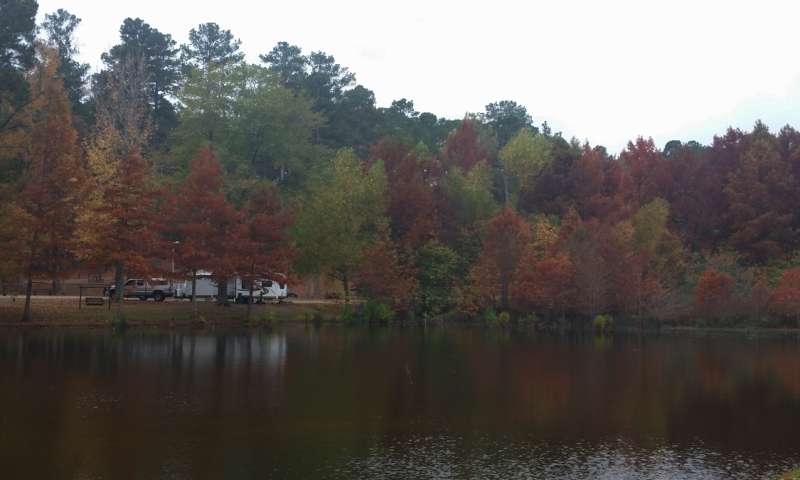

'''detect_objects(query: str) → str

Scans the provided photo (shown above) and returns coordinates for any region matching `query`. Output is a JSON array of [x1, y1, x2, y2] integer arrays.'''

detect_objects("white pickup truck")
[[105, 278, 175, 302]]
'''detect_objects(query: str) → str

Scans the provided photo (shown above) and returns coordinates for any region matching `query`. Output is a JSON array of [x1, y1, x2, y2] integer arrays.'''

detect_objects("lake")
[[0, 326, 798, 479]]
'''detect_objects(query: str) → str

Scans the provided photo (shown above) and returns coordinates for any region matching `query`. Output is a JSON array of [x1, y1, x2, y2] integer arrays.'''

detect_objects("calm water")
[[0, 326, 798, 479]]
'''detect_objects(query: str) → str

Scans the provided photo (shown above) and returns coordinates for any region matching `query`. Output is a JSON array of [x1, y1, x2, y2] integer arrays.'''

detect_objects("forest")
[[2, 0, 800, 327]]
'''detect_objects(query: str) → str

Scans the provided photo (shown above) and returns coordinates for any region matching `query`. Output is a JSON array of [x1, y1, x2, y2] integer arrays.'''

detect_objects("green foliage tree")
[[441, 160, 497, 228], [180, 22, 244, 73], [294, 148, 387, 301], [632, 197, 670, 254], [97, 18, 181, 147], [260, 41, 308, 94], [229, 66, 322, 184], [0, 0, 37, 136], [41, 8, 90, 123], [415, 240, 460, 317], [482, 100, 534, 148], [170, 64, 321, 186], [498, 128, 553, 204]]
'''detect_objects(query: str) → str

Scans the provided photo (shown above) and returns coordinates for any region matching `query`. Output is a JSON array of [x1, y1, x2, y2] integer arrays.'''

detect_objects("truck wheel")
[[153, 292, 165, 302]]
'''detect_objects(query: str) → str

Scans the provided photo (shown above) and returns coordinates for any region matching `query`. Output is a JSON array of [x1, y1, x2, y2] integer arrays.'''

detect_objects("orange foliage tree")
[[239, 185, 294, 319], [168, 148, 244, 313], [371, 139, 438, 250], [470, 208, 530, 310], [79, 151, 161, 306], [16, 47, 85, 321], [694, 267, 734, 321], [355, 237, 417, 311], [443, 118, 488, 173], [511, 252, 575, 319]]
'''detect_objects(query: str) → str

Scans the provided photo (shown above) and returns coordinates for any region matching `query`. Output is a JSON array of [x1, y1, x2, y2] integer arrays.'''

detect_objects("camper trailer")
[[174, 272, 288, 303]]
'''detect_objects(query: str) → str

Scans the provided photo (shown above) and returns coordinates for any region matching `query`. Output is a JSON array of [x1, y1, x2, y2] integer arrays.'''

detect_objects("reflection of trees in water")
[[1, 330, 799, 478]]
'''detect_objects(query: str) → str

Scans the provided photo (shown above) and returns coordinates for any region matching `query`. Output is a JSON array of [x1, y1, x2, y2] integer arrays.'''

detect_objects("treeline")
[[2, 1, 800, 327]]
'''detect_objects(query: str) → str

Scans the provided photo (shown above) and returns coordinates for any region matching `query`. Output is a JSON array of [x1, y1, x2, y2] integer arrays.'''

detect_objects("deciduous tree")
[[168, 147, 244, 311], [511, 252, 575, 318], [356, 237, 417, 311], [17, 46, 84, 321], [771, 267, 800, 327], [294, 148, 387, 302], [471, 208, 530, 310], [695, 267, 734, 321]]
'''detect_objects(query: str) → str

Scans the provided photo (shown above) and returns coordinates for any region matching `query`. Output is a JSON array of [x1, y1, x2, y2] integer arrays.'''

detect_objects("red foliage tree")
[[355, 237, 417, 311], [568, 145, 624, 222], [443, 118, 488, 173], [17, 48, 85, 321], [472, 208, 530, 310], [168, 148, 244, 313], [618, 137, 672, 213], [695, 267, 734, 320], [511, 252, 575, 318], [83, 151, 162, 307], [724, 122, 797, 262], [371, 139, 438, 249], [240, 185, 294, 319], [612, 252, 665, 320], [771, 267, 800, 327]]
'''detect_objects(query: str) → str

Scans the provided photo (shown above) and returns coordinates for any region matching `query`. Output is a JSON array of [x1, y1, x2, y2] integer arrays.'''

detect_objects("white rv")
[[174, 271, 288, 303]]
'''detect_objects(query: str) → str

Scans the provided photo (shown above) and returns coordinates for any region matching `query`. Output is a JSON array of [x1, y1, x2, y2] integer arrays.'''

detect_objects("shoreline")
[[3, 296, 800, 334]]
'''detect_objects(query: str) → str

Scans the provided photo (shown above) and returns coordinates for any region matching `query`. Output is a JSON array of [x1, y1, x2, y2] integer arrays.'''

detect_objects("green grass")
[[0, 297, 343, 327], [776, 469, 800, 479]]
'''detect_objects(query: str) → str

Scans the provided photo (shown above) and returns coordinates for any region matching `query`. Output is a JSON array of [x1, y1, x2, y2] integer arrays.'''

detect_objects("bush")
[[339, 302, 397, 325], [592, 314, 614, 332], [339, 304, 358, 325], [498, 311, 511, 326], [520, 313, 540, 329], [110, 312, 128, 331], [362, 301, 396, 324], [482, 308, 498, 325]]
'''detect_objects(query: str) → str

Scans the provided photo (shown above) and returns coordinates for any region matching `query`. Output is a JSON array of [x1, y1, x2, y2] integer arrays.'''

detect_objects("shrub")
[[498, 311, 511, 326], [339, 304, 358, 325], [520, 312, 540, 329], [362, 301, 396, 324], [110, 312, 128, 331], [592, 314, 614, 332]]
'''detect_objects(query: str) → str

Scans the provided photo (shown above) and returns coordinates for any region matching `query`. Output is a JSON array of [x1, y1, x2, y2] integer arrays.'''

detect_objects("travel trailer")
[[174, 271, 288, 303]]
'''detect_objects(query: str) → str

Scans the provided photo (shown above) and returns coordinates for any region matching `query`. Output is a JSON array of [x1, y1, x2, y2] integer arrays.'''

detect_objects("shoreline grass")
[[0, 296, 343, 327], [776, 469, 800, 480]]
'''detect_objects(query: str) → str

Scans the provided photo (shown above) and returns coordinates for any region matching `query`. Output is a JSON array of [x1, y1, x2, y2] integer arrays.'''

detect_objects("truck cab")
[[107, 278, 174, 301]]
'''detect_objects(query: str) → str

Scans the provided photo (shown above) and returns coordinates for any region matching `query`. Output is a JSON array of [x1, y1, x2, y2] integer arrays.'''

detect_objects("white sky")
[[36, 0, 800, 152]]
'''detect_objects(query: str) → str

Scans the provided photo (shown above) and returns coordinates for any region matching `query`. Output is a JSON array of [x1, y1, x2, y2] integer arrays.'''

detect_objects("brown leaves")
[[695, 267, 735, 320]]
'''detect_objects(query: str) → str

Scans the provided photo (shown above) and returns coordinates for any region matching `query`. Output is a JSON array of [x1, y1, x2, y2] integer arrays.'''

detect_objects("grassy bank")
[[0, 297, 343, 327], [777, 470, 800, 479]]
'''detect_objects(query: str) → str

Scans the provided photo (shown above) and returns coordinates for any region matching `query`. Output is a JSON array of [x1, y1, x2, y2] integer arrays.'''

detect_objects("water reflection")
[[0, 328, 798, 479]]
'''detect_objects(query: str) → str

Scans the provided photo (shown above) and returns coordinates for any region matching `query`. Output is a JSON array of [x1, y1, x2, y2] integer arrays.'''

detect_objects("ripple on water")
[[334, 435, 794, 480]]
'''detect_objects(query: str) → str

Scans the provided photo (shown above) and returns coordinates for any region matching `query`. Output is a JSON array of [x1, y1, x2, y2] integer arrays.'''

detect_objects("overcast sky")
[[36, 0, 800, 152]]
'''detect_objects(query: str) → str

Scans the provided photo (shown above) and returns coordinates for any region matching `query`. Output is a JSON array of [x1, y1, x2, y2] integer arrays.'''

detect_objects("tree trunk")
[[246, 264, 255, 322], [191, 269, 198, 320], [21, 274, 33, 323], [500, 277, 509, 311], [342, 271, 350, 304], [217, 276, 228, 305], [503, 171, 509, 206], [21, 231, 39, 322], [113, 262, 124, 322]]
